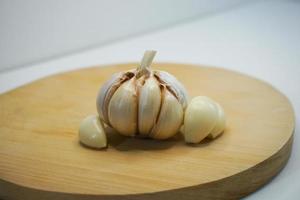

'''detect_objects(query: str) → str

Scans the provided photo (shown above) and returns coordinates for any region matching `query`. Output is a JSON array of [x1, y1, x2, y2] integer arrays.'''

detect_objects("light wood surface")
[[0, 63, 295, 200]]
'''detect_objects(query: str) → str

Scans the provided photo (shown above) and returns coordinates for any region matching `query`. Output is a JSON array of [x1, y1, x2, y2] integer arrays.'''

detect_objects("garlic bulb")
[[183, 96, 226, 143], [96, 50, 188, 139], [79, 115, 107, 149]]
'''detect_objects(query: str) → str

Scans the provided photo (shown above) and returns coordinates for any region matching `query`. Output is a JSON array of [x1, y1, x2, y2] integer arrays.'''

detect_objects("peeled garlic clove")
[[151, 88, 183, 140], [183, 96, 218, 143], [208, 102, 226, 139], [138, 76, 161, 136], [195, 96, 226, 139], [79, 115, 107, 149], [155, 71, 189, 109], [108, 78, 137, 136]]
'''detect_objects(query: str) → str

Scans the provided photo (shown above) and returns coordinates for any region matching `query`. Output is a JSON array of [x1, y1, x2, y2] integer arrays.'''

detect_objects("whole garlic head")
[[97, 50, 188, 139]]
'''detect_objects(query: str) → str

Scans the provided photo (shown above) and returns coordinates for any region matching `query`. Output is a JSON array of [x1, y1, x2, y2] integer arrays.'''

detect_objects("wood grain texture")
[[0, 63, 295, 200]]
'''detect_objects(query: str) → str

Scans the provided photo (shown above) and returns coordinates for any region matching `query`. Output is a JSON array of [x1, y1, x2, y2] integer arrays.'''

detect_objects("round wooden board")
[[0, 63, 295, 200]]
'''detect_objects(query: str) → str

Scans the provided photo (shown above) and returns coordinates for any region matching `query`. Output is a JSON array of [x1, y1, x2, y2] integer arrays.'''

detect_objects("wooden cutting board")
[[0, 63, 295, 200]]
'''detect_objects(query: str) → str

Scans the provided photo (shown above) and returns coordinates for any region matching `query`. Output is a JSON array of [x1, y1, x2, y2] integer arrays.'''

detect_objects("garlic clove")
[[151, 88, 183, 140], [97, 72, 135, 125], [138, 76, 161, 136], [96, 72, 123, 124], [108, 78, 137, 136], [196, 96, 226, 139], [155, 71, 189, 109], [79, 115, 107, 149], [208, 102, 226, 139], [183, 96, 218, 143]]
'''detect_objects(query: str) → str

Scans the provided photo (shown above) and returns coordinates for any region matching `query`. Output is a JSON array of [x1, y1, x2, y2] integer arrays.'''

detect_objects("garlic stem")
[[136, 50, 157, 78]]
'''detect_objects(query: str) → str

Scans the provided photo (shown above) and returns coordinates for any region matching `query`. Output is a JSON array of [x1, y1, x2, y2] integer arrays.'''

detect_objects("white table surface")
[[0, 0, 299, 199]]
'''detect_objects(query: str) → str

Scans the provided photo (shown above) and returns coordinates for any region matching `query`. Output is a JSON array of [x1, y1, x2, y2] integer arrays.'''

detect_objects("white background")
[[0, 0, 299, 199], [0, 0, 244, 71]]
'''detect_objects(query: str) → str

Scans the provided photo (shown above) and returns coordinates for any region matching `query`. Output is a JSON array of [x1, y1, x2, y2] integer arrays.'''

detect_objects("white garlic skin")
[[157, 71, 188, 108], [150, 88, 184, 139], [79, 115, 107, 149], [183, 96, 226, 143], [108, 78, 138, 136], [96, 70, 188, 140], [138, 76, 161, 136]]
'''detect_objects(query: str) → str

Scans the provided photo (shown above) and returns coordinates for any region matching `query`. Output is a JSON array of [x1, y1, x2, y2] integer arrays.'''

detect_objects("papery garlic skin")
[[96, 72, 134, 125], [138, 76, 161, 136], [108, 78, 137, 136], [156, 71, 189, 109], [97, 72, 123, 122], [96, 50, 188, 139], [150, 88, 184, 139], [79, 115, 107, 149]]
